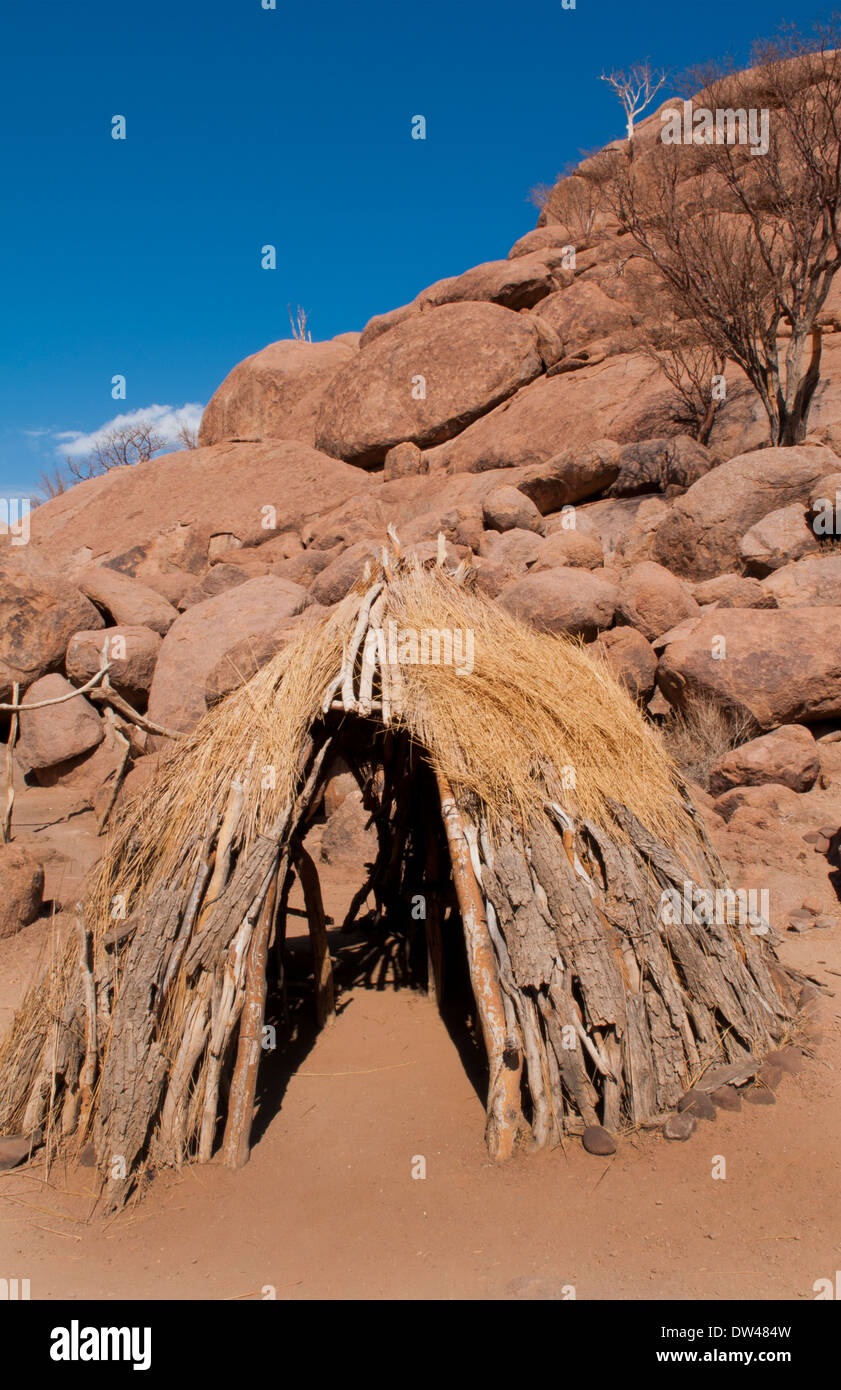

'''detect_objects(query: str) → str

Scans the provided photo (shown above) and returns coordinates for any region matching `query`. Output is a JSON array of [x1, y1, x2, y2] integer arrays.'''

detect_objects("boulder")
[[383, 441, 428, 481], [198, 339, 354, 447], [591, 626, 658, 702], [426, 250, 572, 311], [314, 301, 549, 467], [566, 494, 670, 567], [607, 435, 717, 498], [358, 301, 418, 349], [0, 549, 103, 701], [507, 226, 576, 260], [657, 608, 841, 729], [532, 530, 604, 571], [322, 755, 359, 818], [146, 575, 308, 733], [0, 844, 44, 939], [692, 573, 777, 609], [713, 779, 802, 825], [309, 541, 378, 607], [28, 442, 372, 604], [319, 787, 377, 868], [616, 562, 700, 643], [176, 563, 250, 611], [808, 474, 841, 536], [205, 608, 328, 706], [215, 533, 304, 568], [516, 440, 620, 512], [15, 674, 104, 772], [76, 566, 178, 635], [651, 445, 838, 580], [763, 554, 841, 608], [709, 724, 821, 797], [534, 280, 634, 353], [739, 503, 820, 575], [482, 486, 545, 535], [65, 626, 161, 704], [426, 354, 671, 474], [34, 715, 132, 809], [473, 557, 511, 598], [270, 550, 335, 588], [477, 529, 543, 571], [499, 568, 618, 640]]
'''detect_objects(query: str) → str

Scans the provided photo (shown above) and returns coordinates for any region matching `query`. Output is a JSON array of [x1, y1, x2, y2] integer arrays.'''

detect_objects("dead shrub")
[[659, 693, 755, 789]]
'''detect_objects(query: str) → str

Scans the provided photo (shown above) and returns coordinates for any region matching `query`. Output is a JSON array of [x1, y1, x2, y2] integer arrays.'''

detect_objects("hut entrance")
[[266, 727, 488, 1142], [0, 548, 807, 1213]]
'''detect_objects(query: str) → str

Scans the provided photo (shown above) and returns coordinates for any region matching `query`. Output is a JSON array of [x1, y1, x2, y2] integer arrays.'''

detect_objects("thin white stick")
[[341, 581, 383, 711], [0, 664, 113, 712]]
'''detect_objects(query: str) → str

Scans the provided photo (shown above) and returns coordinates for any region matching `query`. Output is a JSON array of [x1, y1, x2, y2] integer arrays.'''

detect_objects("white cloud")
[[55, 403, 205, 460]]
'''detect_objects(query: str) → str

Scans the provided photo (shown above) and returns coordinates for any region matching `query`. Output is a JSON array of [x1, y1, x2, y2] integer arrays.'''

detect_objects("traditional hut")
[[0, 546, 803, 1210]]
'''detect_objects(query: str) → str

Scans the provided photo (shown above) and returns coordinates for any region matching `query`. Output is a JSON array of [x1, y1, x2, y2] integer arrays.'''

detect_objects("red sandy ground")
[[1, 786, 839, 1302]]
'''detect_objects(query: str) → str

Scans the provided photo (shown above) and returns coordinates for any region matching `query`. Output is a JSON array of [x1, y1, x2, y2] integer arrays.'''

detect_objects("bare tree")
[[66, 421, 167, 481], [600, 60, 667, 142], [530, 169, 601, 241], [175, 420, 199, 450], [641, 330, 726, 445], [288, 304, 312, 342], [594, 22, 841, 446], [36, 465, 70, 501]]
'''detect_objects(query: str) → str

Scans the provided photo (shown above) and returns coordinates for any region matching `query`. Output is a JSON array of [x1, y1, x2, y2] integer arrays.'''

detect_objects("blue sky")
[[0, 0, 828, 495]]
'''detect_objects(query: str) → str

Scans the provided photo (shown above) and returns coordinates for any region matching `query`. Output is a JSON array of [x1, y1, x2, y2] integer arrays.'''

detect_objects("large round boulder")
[[651, 445, 839, 580], [708, 724, 821, 797], [616, 562, 700, 643], [15, 674, 104, 774], [499, 567, 618, 640], [146, 575, 308, 734], [0, 549, 103, 701], [66, 626, 162, 704], [657, 608, 841, 729], [739, 503, 820, 575], [762, 553, 841, 608], [314, 301, 550, 468], [591, 626, 658, 702], [198, 339, 354, 447]]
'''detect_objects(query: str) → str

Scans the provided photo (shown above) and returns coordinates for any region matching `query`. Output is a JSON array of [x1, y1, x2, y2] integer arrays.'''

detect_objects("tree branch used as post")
[[434, 768, 526, 1160]]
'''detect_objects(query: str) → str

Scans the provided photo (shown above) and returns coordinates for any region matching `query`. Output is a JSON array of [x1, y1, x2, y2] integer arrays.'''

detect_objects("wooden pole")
[[434, 768, 526, 1161], [220, 861, 281, 1169], [1, 681, 19, 845], [293, 843, 335, 1028], [77, 910, 98, 1136], [424, 809, 445, 1008], [220, 738, 333, 1169]]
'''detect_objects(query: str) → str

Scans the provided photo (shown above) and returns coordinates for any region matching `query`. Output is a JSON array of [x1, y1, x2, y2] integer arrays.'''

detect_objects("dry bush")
[[529, 171, 603, 242], [659, 693, 755, 789]]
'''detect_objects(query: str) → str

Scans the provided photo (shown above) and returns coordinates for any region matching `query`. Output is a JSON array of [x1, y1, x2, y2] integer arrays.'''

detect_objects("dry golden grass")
[[387, 563, 689, 842], [659, 692, 755, 790]]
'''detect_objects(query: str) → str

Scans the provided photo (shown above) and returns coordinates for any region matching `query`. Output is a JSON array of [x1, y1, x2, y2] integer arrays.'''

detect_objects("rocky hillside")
[[3, 64, 841, 941]]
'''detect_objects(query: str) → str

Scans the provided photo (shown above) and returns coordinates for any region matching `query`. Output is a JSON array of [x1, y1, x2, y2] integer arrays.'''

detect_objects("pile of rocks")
[[3, 133, 841, 943]]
